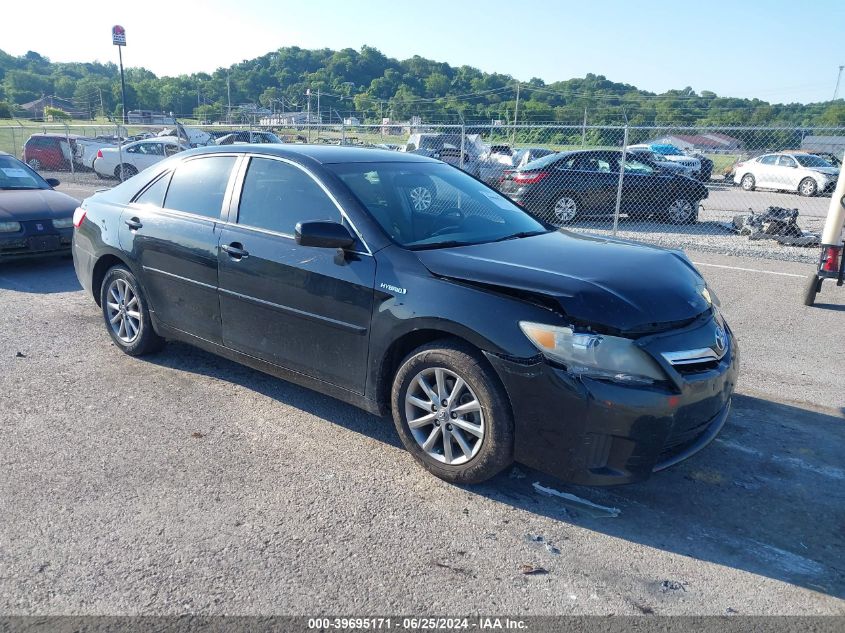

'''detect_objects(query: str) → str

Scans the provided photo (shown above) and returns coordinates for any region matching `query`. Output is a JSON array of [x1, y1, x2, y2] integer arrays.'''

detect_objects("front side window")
[[163, 156, 236, 218], [237, 158, 340, 234], [622, 158, 655, 175], [329, 162, 548, 249]]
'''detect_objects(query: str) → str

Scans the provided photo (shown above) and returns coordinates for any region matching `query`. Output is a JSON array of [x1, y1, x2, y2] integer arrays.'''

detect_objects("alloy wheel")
[[800, 179, 817, 197], [404, 367, 485, 465], [105, 278, 142, 344], [668, 198, 694, 223], [553, 196, 578, 223]]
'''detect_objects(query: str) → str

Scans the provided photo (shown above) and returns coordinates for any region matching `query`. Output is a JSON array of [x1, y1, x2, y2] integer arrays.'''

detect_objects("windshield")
[[653, 145, 683, 156], [0, 156, 49, 190], [328, 162, 550, 249], [795, 154, 834, 168]]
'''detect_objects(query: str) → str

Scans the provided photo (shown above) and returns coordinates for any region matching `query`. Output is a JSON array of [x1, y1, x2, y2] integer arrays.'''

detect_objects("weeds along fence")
[[3, 121, 843, 262]]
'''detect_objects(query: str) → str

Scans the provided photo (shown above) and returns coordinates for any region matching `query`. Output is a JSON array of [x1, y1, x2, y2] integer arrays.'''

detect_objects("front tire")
[[740, 174, 755, 191], [799, 177, 818, 197], [100, 266, 164, 356], [391, 340, 514, 484]]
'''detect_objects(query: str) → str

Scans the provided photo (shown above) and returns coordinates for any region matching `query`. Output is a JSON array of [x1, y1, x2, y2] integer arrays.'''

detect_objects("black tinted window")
[[237, 158, 339, 234], [164, 156, 236, 218], [135, 172, 171, 206]]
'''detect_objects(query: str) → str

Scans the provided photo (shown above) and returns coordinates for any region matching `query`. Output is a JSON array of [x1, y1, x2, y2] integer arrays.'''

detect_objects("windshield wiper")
[[490, 230, 550, 243], [407, 240, 475, 251]]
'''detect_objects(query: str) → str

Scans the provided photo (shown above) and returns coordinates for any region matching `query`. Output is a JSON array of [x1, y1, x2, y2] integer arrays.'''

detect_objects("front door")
[[218, 156, 376, 394], [118, 154, 239, 344]]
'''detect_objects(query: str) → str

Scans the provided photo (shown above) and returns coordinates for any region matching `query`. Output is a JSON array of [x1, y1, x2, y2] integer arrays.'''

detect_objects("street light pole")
[[834, 65, 844, 101]]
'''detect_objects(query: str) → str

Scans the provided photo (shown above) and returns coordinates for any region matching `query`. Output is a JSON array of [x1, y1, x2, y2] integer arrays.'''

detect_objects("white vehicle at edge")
[[733, 152, 839, 197], [93, 137, 188, 180]]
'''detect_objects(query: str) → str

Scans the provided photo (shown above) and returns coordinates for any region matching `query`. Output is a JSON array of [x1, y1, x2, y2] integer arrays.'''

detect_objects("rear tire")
[[740, 174, 755, 191], [100, 265, 164, 356], [666, 198, 698, 224], [114, 164, 138, 180], [803, 273, 821, 306], [798, 177, 818, 197], [550, 194, 579, 225], [391, 340, 514, 484]]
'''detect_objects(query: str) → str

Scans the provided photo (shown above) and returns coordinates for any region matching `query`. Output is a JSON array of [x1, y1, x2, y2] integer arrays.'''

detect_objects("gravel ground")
[[0, 251, 843, 616]]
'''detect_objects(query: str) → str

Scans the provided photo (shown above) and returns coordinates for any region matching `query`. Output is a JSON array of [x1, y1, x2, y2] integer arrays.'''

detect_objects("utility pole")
[[316, 88, 321, 136], [98, 88, 105, 120], [227, 73, 232, 123], [581, 107, 587, 147], [834, 65, 844, 101], [306, 88, 312, 142], [511, 81, 520, 147]]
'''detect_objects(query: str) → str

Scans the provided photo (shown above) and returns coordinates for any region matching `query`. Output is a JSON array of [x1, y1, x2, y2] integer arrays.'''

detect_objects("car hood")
[[0, 189, 80, 221], [810, 167, 839, 176], [416, 230, 710, 333]]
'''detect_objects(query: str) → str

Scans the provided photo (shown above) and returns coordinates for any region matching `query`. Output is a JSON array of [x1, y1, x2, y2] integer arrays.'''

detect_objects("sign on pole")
[[112, 25, 126, 46]]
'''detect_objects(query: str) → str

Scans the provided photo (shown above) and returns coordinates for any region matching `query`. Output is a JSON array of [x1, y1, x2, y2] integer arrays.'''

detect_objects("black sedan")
[[0, 152, 80, 261], [500, 149, 709, 225], [72, 145, 737, 486]]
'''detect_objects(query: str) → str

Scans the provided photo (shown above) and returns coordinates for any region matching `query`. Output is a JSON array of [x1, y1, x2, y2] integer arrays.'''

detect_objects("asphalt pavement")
[[0, 250, 843, 616]]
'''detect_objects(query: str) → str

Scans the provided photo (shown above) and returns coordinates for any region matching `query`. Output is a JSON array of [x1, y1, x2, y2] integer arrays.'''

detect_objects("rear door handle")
[[222, 242, 249, 259], [124, 217, 142, 230]]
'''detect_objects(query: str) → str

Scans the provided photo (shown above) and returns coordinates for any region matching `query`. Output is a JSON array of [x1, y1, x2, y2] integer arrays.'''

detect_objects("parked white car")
[[93, 137, 188, 180], [733, 152, 839, 197]]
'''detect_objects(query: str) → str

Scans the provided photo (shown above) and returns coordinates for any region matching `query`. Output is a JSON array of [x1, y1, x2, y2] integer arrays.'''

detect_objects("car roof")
[[28, 132, 84, 139], [180, 144, 437, 164]]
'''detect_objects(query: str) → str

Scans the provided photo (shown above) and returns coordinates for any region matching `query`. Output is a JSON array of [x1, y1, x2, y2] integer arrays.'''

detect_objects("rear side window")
[[237, 157, 339, 234], [760, 155, 778, 165], [163, 156, 236, 218], [135, 173, 171, 207]]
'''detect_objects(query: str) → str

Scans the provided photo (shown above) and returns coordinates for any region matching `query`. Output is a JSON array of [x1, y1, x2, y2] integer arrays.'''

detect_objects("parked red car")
[[22, 134, 80, 171]]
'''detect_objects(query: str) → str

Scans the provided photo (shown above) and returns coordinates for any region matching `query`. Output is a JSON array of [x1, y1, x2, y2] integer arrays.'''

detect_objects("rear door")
[[118, 154, 240, 344], [756, 155, 779, 188], [218, 156, 376, 393]]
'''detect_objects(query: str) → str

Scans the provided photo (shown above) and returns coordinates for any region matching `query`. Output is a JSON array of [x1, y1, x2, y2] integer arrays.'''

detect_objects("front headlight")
[[519, 321, 666, 384], [0, 221, 21, 233], [52, 217, 74, 229]]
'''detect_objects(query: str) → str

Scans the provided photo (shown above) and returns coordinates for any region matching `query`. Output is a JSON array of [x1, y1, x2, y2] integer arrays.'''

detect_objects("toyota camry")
[[72, 145, 738, 485]]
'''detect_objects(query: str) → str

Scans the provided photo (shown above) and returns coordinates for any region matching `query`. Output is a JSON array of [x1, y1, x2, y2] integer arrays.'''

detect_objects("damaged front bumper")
[[485, 318, 739, 486]]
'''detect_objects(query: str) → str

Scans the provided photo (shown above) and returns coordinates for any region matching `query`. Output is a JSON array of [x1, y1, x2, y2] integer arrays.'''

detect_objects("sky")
[[4, 0, 845, 104]]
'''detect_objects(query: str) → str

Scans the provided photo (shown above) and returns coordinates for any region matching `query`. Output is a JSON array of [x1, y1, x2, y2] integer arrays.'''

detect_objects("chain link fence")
[[3, 121, 841, 262]]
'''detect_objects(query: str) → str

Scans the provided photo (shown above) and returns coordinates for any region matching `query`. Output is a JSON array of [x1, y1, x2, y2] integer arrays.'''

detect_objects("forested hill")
[[1, 46, 843, 126]]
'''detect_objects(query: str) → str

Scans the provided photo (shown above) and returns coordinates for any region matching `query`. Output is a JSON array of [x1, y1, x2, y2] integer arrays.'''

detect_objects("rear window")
[[520, 151, 562, 171], [163, 156, 236, 218]]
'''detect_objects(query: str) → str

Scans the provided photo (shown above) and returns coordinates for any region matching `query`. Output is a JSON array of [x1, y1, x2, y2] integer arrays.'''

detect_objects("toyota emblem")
[[714, 326, 726, 353]]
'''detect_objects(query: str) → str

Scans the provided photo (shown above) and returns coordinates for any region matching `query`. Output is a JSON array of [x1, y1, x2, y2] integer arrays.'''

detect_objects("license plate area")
[[28, 235, 61, 252]]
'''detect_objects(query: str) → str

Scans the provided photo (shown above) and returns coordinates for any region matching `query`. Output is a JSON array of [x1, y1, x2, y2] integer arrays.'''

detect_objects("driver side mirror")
[[295, 220, 356, 249], [45, 178, 60, 187]]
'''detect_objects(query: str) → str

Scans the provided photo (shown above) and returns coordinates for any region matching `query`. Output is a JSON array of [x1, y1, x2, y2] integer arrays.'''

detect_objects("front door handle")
[[124, 217, 142, 230], [222, 242, 249, 259]]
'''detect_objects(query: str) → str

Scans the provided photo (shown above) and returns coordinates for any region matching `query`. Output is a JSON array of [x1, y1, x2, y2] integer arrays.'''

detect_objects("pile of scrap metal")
[[730, 207, 820, 246]]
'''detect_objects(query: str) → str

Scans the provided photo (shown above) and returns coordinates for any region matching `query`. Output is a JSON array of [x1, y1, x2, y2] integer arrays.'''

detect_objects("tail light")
[[96, 149, 103, 159], [822, 245, 841, 272], [72, 207, 87, 228], [513, 171, 550, 185]]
